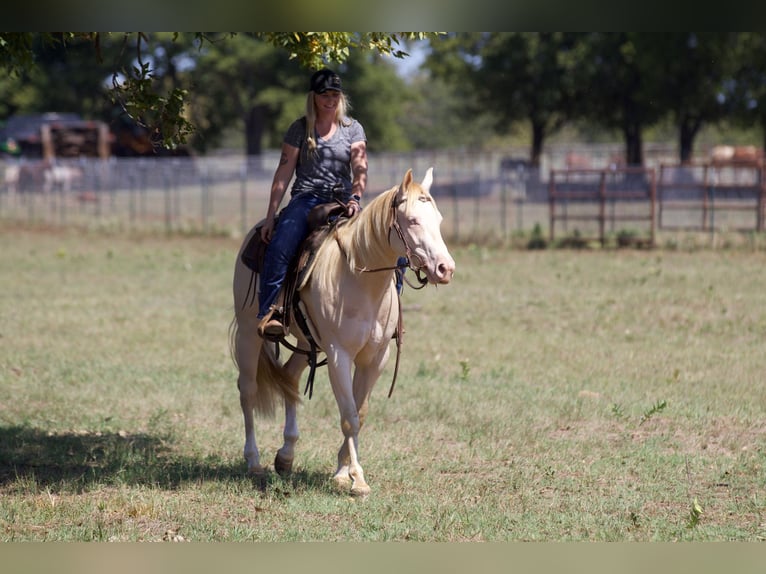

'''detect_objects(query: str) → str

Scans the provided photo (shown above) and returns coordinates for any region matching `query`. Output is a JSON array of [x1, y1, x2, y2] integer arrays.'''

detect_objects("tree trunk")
[[244, 104, 267, 156], [623, 122, 644, 166], [679, 115, 702, 164], [529, 121, 545, 167]]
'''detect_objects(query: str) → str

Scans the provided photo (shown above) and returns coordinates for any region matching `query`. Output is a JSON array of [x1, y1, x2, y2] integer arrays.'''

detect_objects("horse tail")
[[228, 314, 240, 369], [230, 312, 301, 418], [255, 343, 302, 416]]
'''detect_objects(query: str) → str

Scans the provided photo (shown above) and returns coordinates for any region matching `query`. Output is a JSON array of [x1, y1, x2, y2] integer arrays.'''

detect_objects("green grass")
[[1, 223, 765, 541]]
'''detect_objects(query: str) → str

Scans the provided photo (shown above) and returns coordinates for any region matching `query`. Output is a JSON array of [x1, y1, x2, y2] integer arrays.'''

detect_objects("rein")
[[343, 193, 429, 397], [336, 195, 429, 289]]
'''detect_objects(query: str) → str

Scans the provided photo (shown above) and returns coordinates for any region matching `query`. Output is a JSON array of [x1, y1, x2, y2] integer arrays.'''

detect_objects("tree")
[[573, 33, 664, 167], [425, 33, 583, 166], [479, 33, 583, 166], [650, 33, 739, 162], [420, 33, 494, 150], [728, 33, 766, 151], [189, 35, 305, 155], [398, 74, 497, 151], [0, 33, 118, 121], [189, 38, 417, 155], [340, 51, 413, 152], [0, 32, 435, 151]]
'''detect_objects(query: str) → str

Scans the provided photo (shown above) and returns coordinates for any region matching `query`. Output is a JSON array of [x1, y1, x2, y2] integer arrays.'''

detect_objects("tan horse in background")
[[231, 168, 455, 496]]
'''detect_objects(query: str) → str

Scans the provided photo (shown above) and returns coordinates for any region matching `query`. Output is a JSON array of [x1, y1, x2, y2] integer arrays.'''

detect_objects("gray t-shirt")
[[284, 117, 366, 200]]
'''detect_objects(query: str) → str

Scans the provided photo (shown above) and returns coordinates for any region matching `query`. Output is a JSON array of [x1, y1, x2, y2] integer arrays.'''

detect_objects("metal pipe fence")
[[548, 167, 656, 247], [0, 152, 537, 240], [2, 147, 764, 244]]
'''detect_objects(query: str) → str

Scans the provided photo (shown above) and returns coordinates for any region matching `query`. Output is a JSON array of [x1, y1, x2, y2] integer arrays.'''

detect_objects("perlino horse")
[[230, 168, 455, 496]]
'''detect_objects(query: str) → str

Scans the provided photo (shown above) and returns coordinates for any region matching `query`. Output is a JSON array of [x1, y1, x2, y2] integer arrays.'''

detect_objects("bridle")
[[246, 189, 434, 401], [388, 195, 431, 289], [344, 193, 429, 289]]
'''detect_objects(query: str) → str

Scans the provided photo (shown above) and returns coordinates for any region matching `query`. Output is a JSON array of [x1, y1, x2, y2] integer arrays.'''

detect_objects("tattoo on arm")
[[279, 152, 288, 166]]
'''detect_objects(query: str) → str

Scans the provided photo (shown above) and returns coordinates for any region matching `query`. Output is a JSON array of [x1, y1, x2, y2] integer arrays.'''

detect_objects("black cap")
[[310, 69, 342, 93]]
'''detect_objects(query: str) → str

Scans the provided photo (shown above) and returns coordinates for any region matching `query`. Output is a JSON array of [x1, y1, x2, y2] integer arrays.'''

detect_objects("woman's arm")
[[261, 143, 300, 242], [348, 140, 368, 216]]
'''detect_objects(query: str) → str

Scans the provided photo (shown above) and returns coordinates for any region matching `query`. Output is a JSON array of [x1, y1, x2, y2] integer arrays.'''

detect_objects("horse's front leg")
[[332, 350, 388, 496], [274, 352, 308, 475], [328, 351, 371, 496]]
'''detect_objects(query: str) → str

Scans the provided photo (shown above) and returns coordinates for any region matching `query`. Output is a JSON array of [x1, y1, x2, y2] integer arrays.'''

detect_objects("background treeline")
[[2, 32, 765, 164]]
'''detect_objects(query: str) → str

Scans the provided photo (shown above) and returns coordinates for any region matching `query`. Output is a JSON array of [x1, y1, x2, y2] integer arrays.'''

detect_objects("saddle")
[[239, 200, 348, 340], [239, 200, 404, 399], [240, 201, 346, 276]]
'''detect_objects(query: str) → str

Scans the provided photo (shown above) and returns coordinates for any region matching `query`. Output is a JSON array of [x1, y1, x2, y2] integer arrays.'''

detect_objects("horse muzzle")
[[425, 255, 455, 285]]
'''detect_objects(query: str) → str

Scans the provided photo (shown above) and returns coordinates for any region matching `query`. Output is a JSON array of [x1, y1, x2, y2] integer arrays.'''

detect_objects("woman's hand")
[[346, 196, 361, 217], [260, 216, 276, 242]]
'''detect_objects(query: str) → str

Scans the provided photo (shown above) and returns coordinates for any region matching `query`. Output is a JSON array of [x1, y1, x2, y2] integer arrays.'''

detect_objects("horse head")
[[392, 168, 455, 285]]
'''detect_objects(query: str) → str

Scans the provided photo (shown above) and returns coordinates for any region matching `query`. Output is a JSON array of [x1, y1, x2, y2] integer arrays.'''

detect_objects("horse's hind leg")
[[274, 352, 308, 475], [236, 318, 266, 475]]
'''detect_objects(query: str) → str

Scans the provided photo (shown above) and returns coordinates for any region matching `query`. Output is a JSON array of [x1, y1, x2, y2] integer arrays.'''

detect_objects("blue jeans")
[[395, 257, 407, 294], [258, 192, 335, 318]]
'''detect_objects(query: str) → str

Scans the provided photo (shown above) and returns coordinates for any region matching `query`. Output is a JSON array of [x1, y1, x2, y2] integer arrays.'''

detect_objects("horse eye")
[[408, 217, 420, 226]]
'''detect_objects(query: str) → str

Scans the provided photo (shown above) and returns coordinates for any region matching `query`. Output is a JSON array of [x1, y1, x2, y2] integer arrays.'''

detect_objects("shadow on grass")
[[0, 425, 331, 494]]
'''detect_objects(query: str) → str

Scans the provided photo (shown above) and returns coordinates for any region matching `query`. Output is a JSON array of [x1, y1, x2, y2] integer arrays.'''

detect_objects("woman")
[[257, 68, 368, 339]]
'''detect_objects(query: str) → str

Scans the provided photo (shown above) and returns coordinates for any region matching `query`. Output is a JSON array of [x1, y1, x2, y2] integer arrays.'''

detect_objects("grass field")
[[1, 221, 765, 541]]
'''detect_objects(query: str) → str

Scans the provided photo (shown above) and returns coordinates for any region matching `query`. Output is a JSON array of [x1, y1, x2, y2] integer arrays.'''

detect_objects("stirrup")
[[257, 307, 287, 341]]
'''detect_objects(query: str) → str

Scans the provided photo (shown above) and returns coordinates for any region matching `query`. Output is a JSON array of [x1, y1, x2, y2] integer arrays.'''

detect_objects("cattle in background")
[[565, 151, 592, 169], [710, 145, 764, 167], [3, 163, 20, 194], [43, 163, 84, 193], [6, 160, 83, 194]]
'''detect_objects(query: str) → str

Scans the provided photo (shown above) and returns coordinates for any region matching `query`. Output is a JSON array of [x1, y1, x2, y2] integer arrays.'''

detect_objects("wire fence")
[[2, 145, 763, 244]]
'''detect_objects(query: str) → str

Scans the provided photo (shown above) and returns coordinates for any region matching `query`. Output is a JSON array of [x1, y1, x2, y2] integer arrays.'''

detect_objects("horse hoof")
[[332, 474, 352, 491], [274, 452, 293, 476], [247, 464, 267, 476], [350, 484, 371, 498]]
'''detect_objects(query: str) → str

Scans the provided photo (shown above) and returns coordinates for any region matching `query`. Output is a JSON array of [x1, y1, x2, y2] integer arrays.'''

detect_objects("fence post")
[[650, 168, 656, 247], [500, 170, 508, 239], [548, 171, 556, 243], [709, 167, 716, 239], [201, 163, 209, 233], [473, 171, 480, 237], [139, 160, 147, 223], [58, 166, 67, 227], [759, 166, 765, 232], [516, 166, 526, 232], [240, 163, 248, 237], [702, 164, 709, 232], [452, 182, 459, 241], [598, 171, 606, 246], [93, 162, 102, 221], [128, 171, 136, 229], [173, 160, 181, 227], [163, 164, 172, 234]]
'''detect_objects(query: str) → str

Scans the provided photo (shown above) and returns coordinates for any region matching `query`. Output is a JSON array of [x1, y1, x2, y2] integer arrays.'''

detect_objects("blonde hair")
[[304, 91, 352, 157]]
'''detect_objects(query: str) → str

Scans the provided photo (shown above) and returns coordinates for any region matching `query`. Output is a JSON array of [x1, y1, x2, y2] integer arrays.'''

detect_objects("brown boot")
[[257, 311, 286, 341]]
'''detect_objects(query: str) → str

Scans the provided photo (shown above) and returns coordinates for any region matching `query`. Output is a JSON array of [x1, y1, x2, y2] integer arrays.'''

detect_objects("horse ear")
[[421, 167, 434, 192], [402, 169, 413, 191]]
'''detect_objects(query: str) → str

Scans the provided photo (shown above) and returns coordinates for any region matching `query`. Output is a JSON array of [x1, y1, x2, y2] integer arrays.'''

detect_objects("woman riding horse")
[[257, 68, 367, 340], [232, 167, 455, 496]]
